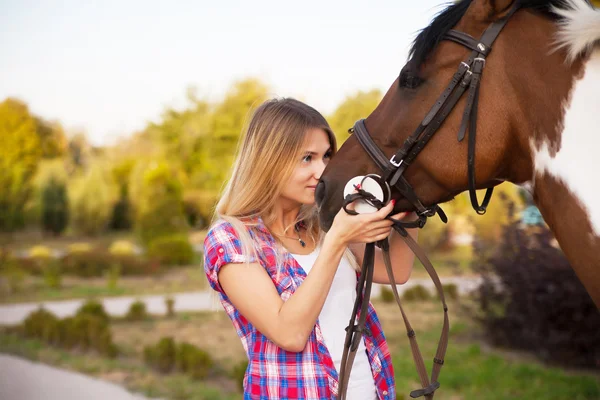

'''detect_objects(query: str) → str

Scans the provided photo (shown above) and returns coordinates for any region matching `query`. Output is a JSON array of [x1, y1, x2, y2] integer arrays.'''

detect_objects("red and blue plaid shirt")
[[204, 218, 396, 400]]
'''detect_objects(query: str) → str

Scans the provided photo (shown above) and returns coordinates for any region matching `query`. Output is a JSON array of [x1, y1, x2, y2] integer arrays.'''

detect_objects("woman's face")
[[280, 128, 332, 207]]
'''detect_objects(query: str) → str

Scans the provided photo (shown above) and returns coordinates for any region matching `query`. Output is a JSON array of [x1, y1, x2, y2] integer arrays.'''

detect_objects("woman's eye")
[[399, 72, 423, 89], [302, 154, 312, 163], [324, 151, 332, 160]]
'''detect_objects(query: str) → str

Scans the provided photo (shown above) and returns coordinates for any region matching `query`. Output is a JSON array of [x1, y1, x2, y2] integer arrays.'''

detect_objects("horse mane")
[[408, 0, 586, 68]]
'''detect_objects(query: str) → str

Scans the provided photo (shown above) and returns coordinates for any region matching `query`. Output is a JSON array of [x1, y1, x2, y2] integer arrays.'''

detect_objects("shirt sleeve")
[[203, 220, 255, 294]]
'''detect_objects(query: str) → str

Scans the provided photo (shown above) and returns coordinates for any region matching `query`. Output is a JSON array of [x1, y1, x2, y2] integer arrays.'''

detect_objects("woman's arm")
[[349, 213, 418, 285], [217, 233, 346, 352]]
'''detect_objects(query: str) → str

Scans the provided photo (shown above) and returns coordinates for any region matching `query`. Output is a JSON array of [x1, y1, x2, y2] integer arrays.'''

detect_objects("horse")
[[315, 0, 600, 308]]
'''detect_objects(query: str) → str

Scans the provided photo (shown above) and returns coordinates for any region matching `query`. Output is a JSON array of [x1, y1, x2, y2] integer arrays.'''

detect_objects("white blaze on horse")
[[316, 0, 600, 308]]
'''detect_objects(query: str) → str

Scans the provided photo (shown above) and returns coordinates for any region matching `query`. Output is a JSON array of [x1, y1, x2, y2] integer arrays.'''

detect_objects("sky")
[[1, 0, 450, 146]]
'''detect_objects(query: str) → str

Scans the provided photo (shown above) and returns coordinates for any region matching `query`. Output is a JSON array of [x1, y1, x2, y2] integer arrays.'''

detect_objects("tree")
[[0, 98, 42, 231], [134, 161, 188, 245], [328, 90, 382, 145], [41, 176, 69, 235], [69, 165, 115, 236], [36, 118, 67, 159]]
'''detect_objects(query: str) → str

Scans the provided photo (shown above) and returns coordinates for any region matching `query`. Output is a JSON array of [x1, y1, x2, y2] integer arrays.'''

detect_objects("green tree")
[[134, 161, 188, 245], [201, 78, 269, 191], [328, 90, 382, 145], [0, 98, 42, 231], [41, 176, 69, 235], [36, 118, 67, 159], [69, 165, 115, 235]]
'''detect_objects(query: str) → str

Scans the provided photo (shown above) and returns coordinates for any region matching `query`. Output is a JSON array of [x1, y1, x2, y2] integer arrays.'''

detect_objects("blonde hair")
[[213, 97, 357, 271]]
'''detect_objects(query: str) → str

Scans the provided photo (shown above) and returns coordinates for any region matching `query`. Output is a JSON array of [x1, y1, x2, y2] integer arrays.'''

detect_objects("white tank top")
[[291, 247, 378, 400]]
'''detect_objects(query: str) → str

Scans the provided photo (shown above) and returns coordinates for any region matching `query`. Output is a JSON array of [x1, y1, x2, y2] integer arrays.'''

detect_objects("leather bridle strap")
[[336, 215, 449, 400], [337, 241, 376, 399]]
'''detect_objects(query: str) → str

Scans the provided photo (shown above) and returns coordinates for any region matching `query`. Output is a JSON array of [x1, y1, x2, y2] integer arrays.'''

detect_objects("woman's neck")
[[269, 204, 301, 235]]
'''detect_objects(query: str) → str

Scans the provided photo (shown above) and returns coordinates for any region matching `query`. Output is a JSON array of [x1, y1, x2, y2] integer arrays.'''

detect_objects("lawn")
[[0, 296, 597, 400], [0, 266, 208, 304]]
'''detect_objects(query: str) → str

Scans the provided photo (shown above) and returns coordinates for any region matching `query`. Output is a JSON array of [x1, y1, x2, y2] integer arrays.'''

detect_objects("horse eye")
[[399, 72, 423, 89]]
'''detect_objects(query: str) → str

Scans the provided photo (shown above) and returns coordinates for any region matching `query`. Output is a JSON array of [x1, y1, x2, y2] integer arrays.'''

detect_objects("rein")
[[335, 2, 522, 398]]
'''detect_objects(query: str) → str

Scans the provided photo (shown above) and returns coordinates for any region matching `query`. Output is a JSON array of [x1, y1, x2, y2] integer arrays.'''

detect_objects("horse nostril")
[[315, 180, 326, 206]]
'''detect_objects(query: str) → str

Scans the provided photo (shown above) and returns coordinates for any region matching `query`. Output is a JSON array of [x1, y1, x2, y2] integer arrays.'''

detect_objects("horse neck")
[[526, 48, 600, 308]]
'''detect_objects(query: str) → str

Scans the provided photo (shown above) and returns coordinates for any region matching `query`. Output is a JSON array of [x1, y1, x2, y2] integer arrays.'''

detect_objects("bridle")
[[336, 2, 521, 399]]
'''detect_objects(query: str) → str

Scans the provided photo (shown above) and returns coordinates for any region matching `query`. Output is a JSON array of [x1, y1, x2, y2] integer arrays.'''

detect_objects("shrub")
[[474, 219, 600, 368], [61, 248, 111, 277], [42, 260, 62, 289], [402, 285, 431, 302], [441, 283, 459, 300], [60, 313, 117, 357], [231, 360, 248, 392], [105, 263, 121, 290], [176, 342, 213, 379], [108, 240, 136, 256], [0, 259, 26, 294], [144, 336, 177, 373], [112, 254, 160, 276], [76, 300, 110, 324], [29, 245, 52, 259], [147, 234, 195, 266], [380, 286, 395, 303], [125, 300, 148, 321], [67, 242, 92, 254], [22, 307, 61, 344], [165, 297, 175, 317]]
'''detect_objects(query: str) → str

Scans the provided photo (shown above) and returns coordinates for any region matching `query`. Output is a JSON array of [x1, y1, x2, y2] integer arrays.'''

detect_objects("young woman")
[[203, 98, 417, 400]]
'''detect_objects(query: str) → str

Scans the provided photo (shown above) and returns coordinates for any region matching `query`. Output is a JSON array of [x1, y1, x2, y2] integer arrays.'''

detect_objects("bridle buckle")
[[390, 155, 403, 168]]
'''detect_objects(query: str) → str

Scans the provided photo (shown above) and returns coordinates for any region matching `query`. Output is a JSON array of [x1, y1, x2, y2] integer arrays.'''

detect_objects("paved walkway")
[[0, 276, 482, 326], [0, 354, 157, 400]]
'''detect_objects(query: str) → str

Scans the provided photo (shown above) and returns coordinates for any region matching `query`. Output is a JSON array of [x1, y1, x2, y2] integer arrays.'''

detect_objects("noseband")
[[337, 3, 521, 399]]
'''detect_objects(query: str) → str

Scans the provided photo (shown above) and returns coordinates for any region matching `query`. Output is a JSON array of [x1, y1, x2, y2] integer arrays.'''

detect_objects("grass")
[[0, 266, 208, 304], [1, 297, 598, 400]]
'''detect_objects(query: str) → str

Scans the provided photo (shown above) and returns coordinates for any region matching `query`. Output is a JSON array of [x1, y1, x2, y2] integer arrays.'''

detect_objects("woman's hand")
[[328, 199, 396, 246]]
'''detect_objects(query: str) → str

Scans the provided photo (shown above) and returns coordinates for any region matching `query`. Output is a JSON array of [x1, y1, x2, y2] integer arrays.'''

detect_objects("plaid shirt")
[[204, 218, 395, 400]]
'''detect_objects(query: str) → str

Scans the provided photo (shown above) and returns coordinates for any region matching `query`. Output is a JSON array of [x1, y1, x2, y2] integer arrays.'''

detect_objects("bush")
[[165, 297, 175, 317], [61, 248, 158, 277], [22, 307, 61, 344], [231, 360, 248, 392], [147, 234, 195, 266], [144, 336, 177, 373], [402, 285, 431, 302], [60, 313, 117, 357], [67, 242, 93, 254], [125, 300, 148, 321], [0, 259, 26, 294], [108, 240, 136, 256], [105, 263, 121, 290], [29, 245, 52, 259], [474, 220, 600, 368], [61, 248, 111, 277], [176, 342, 213, 379], [76, 300, 110, 324], [42, 260, 62, 289], [380, 286, 395, 303], [441, 283, 459, 300]]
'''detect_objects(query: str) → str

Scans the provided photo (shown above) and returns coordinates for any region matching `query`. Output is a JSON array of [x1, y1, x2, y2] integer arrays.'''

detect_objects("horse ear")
[[470, 0, 515, 22]]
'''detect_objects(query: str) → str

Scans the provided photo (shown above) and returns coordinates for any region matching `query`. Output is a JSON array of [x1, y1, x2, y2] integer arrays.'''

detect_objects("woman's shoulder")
[[204, 219, 240, 247]]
